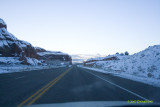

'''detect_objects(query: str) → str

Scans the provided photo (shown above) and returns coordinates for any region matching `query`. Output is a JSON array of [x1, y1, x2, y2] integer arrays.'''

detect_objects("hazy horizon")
[[1, 0, 160, 55]]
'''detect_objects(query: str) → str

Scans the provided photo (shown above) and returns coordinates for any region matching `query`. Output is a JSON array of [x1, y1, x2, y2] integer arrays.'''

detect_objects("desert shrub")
[[125, 51, 129, 55], [138, 66, 145, 73], [133, 71, 139, 75], [147, 65, 156, 72], [120, 53, 124, 56], [141, 53, 145, 58], [147, 73, 154, 78]]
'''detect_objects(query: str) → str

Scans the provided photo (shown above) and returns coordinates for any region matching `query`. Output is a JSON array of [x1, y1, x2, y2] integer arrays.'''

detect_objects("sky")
[[0, 0, 160, 55]]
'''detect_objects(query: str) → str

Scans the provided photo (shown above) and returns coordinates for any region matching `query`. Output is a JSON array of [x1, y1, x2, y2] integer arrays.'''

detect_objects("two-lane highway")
[[0, 65, 160, 107]]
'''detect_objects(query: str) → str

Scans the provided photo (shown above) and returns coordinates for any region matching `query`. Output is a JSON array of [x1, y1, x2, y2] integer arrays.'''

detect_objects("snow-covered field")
[[82, 45, 160, 87]]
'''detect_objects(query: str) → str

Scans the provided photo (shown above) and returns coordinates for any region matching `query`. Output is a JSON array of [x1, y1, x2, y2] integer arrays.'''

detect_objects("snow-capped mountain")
[[0, 18, 72, 66], [84, 45, 160, 79]]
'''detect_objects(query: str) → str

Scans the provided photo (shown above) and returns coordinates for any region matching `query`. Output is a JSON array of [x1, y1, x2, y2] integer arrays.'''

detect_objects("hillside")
[[84, 45, 160, 81], [0, 18, 72, 67]]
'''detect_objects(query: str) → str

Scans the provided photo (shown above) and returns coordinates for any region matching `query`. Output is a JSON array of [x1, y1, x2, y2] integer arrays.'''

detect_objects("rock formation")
[[0, 18, 72, 65]]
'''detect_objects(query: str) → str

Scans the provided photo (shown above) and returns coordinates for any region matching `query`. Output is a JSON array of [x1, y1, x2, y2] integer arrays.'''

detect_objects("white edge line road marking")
[[81, 67, 149, 101], [15, 76, 25, 79]]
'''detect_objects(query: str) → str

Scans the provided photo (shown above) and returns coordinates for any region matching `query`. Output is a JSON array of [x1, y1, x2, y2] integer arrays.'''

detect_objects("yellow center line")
[[27, 71, 67, 105], [17, 67, 72, 107], [17, 76, 59, 107], [17, 73, 63, 107]]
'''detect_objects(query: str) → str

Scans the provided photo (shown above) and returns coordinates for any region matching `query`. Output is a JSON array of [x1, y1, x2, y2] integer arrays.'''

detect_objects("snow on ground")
[[79, 66, 160, 88], [0, 65, 66, 74], [94, 45, 160, 79], [0, 57, 43, 66], [0, 57, 66, 74], [82, 45, 160, 87], [25, 57, 42, 66], [0, 57, 21, 64], [37, 51, 68, 56]]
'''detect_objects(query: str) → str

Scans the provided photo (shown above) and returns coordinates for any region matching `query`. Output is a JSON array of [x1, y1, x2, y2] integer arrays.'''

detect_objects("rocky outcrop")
[[83, 56, 119, 67], [35, 47, 47, 52], [0, 18, 39, 65], [0, 19, 7, 29], [0, 18, 72, 65], [35, 47, 72, 65]]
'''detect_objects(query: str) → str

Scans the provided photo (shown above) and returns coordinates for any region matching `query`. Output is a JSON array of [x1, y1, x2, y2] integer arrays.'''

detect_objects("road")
[[0, 65, 160, 107]]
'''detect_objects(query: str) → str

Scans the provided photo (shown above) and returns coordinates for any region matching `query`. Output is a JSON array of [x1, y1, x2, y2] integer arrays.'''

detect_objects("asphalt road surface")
[[0, 65, 160, 107]]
